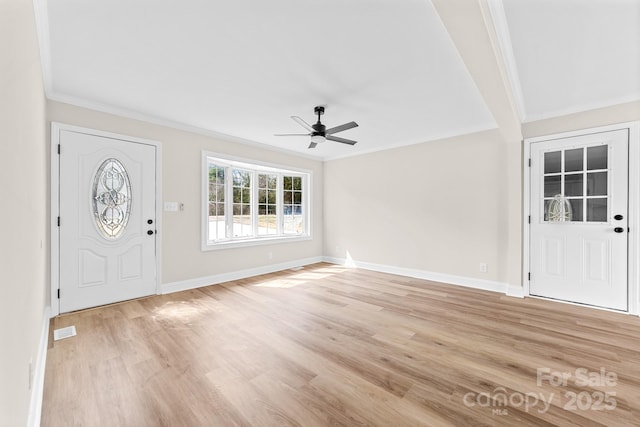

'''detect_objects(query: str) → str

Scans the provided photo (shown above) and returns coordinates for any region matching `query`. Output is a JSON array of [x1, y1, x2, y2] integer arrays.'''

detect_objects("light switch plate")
[[164, 202, 179, 212]]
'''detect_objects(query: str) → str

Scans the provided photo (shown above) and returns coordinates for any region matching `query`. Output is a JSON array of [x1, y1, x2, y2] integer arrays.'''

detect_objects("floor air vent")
[[53, 325, 77, 341]]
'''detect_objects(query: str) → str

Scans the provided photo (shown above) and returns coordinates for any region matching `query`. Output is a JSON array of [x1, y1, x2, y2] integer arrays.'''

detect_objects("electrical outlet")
[[479, 263, 488, 273]]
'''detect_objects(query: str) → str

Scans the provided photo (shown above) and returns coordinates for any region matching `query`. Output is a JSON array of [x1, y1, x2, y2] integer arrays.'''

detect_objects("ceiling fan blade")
[[326, 135, 357, 145], [325, 121, 358, 135], [291, 116, 314, 132], [308, 142, 318, 149], [274, 133, 310, 136]]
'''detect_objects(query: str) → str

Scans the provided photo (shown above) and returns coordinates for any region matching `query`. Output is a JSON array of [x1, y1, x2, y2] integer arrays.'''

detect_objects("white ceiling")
[[41, 0, 640, 159], [501, 0, 640, 122]]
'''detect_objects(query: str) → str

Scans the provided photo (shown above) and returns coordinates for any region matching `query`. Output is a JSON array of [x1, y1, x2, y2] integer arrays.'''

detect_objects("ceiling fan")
[[275, 106, 358, 149]]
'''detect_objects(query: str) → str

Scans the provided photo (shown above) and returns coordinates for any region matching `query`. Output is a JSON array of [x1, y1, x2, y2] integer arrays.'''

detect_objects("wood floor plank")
[[42, 263, 640, 426]]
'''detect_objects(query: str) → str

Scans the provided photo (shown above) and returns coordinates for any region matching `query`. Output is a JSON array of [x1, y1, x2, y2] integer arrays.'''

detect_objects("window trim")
[[201, 151, 312, 251]]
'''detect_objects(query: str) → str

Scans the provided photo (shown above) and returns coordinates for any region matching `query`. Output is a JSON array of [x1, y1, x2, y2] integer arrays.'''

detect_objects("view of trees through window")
[[207, 165, 225, 240], [283, 176, 303, 234], [258, 174, 277, 235], [232, 169, 251, 237], [205, 157, 308, 244]]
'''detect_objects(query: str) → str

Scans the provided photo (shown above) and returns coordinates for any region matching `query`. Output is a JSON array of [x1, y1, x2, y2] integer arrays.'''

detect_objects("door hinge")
[[528, 215, 531, 224], [57, 289, 60, 299], [528, 272, 531, 281], [57, 217, 60, 227], [528, 158, 531, 167], [57, 144, 60, 155]]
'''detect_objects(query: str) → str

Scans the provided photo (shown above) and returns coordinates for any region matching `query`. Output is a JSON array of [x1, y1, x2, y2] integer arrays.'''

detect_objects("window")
[[93, 158, 132, 239], [208, 164, 225, 240], [232, 169, 252, 238], [258, 173, 277, 236], [283, 175, 303, 234], [542, 144, 609, 223], [203, 153, 311, 249]]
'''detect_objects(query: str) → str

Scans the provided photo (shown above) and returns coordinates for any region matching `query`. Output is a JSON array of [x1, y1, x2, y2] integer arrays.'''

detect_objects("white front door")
[[58, 129, 157, 313], [530, 129, 629, 311]]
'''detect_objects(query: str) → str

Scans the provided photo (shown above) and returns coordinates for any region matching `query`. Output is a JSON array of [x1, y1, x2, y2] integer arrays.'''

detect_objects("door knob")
[[614, 214, 624, 220], [147, 219, 153, 224], [614, 227, 624, 233], [147, 230, 154, 235]]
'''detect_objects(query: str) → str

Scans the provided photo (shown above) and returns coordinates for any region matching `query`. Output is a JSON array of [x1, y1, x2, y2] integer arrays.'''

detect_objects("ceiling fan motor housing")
[[312, 123, 326, 135]]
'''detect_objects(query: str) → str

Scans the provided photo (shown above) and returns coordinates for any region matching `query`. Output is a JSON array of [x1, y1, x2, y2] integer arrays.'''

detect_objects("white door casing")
[[529, 129, 629, 311], [53, 125, 160, 314]]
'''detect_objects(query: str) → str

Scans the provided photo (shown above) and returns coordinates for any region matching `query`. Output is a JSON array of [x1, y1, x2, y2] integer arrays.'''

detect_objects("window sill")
[[201, 234, 312, 251]]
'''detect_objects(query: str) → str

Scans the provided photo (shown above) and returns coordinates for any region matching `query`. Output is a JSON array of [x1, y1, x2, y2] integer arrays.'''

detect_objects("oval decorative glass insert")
[[547, 194, 572, 222], [92, 158, 132, 239]]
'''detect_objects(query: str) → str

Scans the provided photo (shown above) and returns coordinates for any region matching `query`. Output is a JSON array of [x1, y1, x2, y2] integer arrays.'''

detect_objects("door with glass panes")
[[530, 129, 628, 311]]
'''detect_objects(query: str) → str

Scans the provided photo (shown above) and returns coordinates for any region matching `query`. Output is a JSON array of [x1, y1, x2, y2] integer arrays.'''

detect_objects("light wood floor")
[[42, 263, 640, 426]]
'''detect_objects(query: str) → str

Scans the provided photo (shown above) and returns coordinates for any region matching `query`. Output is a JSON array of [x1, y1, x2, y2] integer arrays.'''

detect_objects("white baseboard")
[[161, 254, 520, 297], [27, 305, 50, 427], [507, 284, 526, 298], [323, 256, 510, 295], [161, 256, 324, 294]]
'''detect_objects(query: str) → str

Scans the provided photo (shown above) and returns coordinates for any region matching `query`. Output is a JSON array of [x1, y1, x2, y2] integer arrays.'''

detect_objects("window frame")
[[201, 151, 312, 251]]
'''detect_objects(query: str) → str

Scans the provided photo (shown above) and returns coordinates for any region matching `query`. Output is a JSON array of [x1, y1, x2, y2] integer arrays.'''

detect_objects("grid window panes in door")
[[204, 154, 310, 247], [542, 144, 608, 222]]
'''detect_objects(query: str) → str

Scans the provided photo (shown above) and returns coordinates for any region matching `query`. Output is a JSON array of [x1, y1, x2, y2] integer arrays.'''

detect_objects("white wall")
[[522, 100, 640, 139], [47, 101, 324, 287], [0, 0, 48, 424], [324, 129, 509, 285], [323, 101, 640, 292]]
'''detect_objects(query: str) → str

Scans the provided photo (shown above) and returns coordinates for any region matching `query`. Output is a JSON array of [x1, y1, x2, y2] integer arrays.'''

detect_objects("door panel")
[[78, 249, 107, 287], [583, 239, 609, 283], [59, 130, 157, 313], [530, 129, 628, 311], [540, 236, 564, 277]]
